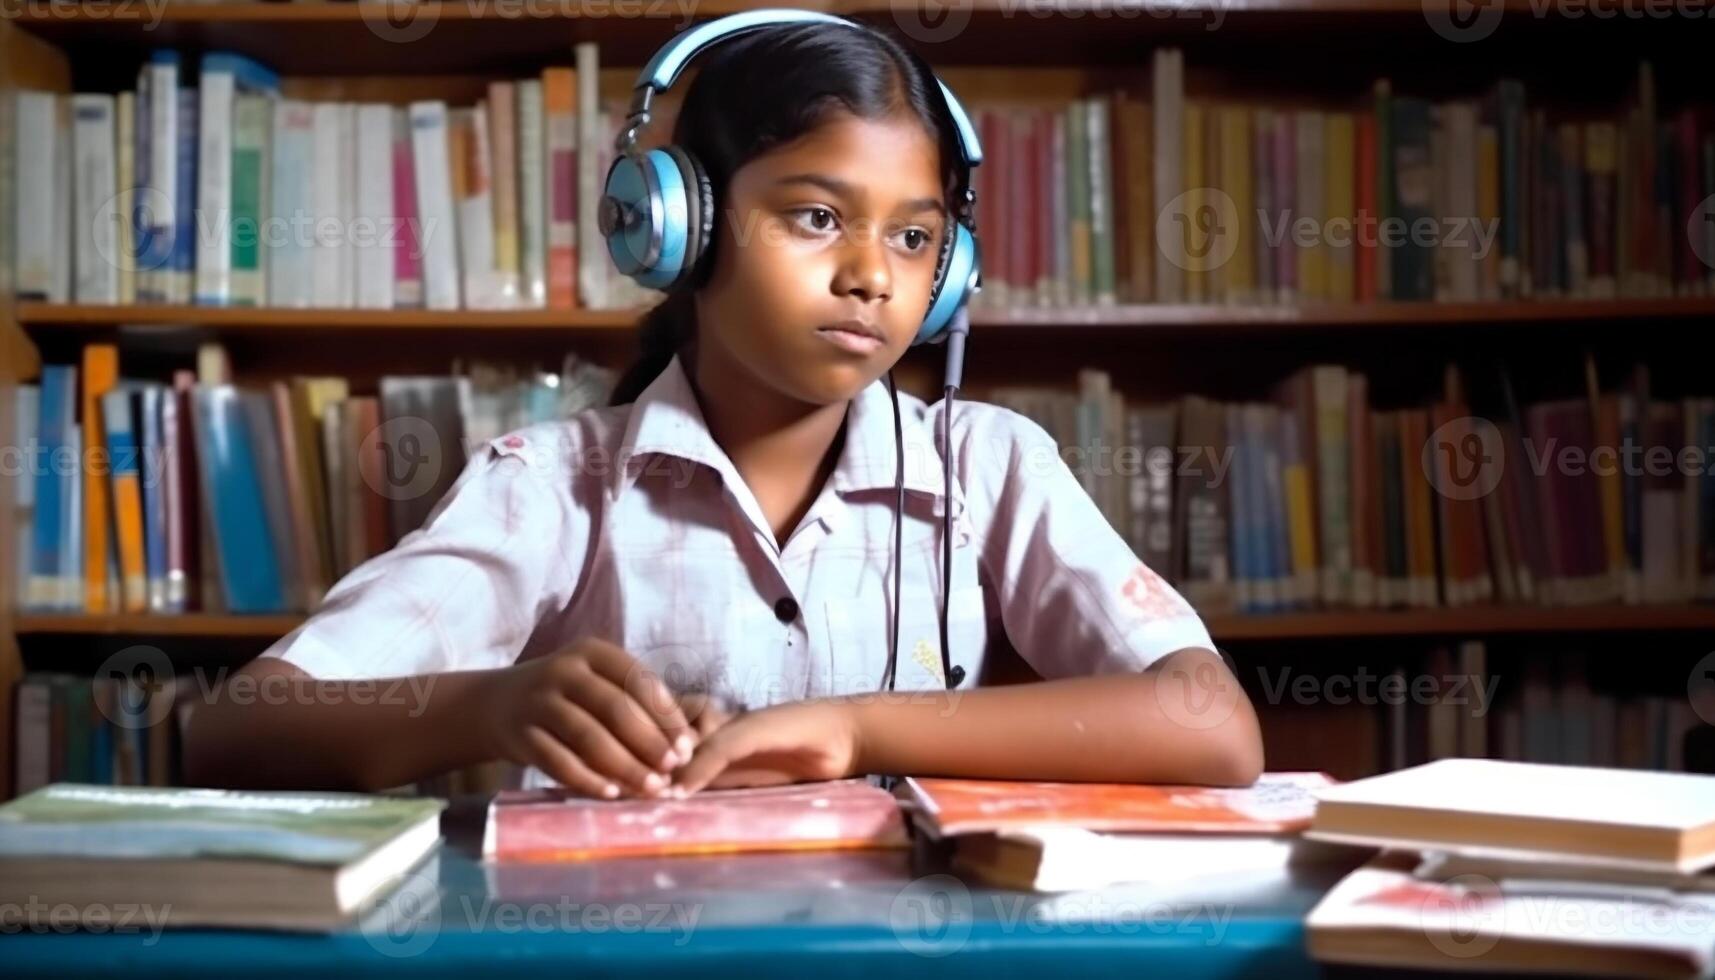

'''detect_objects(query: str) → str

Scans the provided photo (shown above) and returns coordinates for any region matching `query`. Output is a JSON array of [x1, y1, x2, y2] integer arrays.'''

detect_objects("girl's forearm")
[[182, 659, 497, 792], [845, 647, 1264, 786]]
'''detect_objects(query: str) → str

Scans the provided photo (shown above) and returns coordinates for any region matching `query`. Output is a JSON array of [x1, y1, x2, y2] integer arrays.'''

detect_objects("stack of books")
[[1307, 758, 1715, 979], [0, 783, 445, 931], [894, 772, 1335, 892]]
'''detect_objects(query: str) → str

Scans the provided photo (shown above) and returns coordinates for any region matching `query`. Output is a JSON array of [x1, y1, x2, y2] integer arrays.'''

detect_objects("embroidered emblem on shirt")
[[1121, 562, 1193, 619], [912, 638, 944, 682]]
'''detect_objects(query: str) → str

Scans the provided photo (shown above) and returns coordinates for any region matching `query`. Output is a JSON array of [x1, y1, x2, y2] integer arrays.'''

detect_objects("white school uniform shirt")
[[258, 351, 1215, 789]]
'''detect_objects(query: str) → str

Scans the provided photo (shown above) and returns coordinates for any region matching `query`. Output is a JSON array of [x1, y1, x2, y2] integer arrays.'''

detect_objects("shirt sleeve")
[[961, 405, 1216, 678], [256, 430, 582, 681]]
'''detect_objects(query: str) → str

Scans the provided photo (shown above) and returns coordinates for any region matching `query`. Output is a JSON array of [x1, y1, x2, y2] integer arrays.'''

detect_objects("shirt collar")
[[610, 351, 965, 519]]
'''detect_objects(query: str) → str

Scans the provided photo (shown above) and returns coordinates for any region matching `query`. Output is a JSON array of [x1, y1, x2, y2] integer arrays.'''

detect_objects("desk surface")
[[7, 796, 1350, 979]]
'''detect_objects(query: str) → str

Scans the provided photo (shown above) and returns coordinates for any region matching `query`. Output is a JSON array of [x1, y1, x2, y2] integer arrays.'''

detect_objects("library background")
[[3, 0, 1714, 801]]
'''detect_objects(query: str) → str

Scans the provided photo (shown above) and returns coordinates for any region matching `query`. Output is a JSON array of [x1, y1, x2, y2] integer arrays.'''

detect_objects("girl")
[[186, 17, 1263, 798]]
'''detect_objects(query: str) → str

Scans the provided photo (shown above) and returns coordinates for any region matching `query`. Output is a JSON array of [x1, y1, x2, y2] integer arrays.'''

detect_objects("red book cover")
[[902, 772, 1334, 837], [483, 778, 909, 862], [392, 114, 423, 308], [991, 108, 1014, 302]]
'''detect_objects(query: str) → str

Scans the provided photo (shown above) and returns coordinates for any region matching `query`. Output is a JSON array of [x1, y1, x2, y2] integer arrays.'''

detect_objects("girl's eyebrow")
[[774, 173, 944, 216]]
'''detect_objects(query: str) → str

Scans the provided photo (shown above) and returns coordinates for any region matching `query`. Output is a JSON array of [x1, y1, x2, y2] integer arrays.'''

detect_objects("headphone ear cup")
[[914, 221, 976, 346], [664, 146, 715, 287], [603, 147, 692, 290]]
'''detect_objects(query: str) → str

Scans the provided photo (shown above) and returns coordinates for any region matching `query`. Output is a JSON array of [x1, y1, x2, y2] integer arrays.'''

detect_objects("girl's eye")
[[901, 228, 932, 253], [789, 207, 838, 234]]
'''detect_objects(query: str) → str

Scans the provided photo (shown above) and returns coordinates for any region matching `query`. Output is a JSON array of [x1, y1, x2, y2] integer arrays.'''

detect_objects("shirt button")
[[774, 596, 799, 623]]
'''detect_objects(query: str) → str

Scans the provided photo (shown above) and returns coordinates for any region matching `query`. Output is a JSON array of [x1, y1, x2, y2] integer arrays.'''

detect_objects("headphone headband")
[[620, 8, 983, 169]]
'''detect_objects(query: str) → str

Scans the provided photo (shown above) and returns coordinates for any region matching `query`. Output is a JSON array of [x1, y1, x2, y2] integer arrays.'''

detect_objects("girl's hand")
[[669, 700, 862, 795], [476, 637, 714, 799]]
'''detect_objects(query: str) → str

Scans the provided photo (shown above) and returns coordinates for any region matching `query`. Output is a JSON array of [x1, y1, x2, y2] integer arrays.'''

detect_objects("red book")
[[484, 778, 908, 862], [901, 772, 1334, 837], [1355, 113, 1377, 302]]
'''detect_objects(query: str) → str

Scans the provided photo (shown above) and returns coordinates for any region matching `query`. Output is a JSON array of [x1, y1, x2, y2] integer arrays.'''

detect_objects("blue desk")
[[7, 797, 1348, 979]]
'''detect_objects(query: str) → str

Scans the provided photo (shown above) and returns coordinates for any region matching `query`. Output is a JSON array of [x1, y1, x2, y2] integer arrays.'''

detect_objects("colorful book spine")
[[229, 93, 270, 307], [81, 345, 119, 613], [391, 107, 424, 309], [169, 86, 197, 304], [100, 388, 148, 613], [190, 387, 285, 614], [488, 81, 522, 307]]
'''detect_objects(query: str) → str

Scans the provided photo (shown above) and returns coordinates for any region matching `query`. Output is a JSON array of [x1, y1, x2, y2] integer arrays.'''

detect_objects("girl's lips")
[[815, 326, 884, 355]]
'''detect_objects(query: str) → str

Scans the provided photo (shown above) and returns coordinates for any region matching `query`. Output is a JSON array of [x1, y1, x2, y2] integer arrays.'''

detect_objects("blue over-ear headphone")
[[597, 7, 984, 348]]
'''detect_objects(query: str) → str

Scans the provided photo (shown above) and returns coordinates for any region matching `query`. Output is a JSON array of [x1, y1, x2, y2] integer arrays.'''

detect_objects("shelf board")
[[1206, 605, 1715, 640], [18, 297, 1715, 335], [15, 613, 304, 638], [15, 302, 643, 331], [20, 605, 1715, 641]]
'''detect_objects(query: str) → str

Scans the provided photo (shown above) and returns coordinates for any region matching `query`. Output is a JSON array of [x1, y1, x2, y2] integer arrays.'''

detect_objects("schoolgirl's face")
[[694, 109, 949, 406]]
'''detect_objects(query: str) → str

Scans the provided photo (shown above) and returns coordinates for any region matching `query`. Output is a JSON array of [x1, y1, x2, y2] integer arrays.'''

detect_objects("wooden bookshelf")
[[5, 1, 1713, 794], [20, 296, 1715, 334], [19, 606, 1715, 642]]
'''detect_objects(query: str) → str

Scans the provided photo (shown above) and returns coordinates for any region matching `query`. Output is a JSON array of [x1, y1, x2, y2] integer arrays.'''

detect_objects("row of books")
[[1000, 356, 1714, 614], [969, 53, 1715, 309], [20, 46, 1713, 317], [11, 672, 183, 797], [10, 342, 616, 616], [1379, 644, 1706, 774], [12, 45, 654, 312]]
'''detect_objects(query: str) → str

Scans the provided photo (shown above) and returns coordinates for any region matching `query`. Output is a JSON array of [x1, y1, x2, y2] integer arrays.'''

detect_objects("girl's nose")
[[831, 224, 893, 303]]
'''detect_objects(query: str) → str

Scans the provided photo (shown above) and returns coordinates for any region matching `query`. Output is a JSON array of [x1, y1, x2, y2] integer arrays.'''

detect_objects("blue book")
[[172, 86, 198, 303], [191, 387, 285, 613], [30, 366, 76, 611]]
